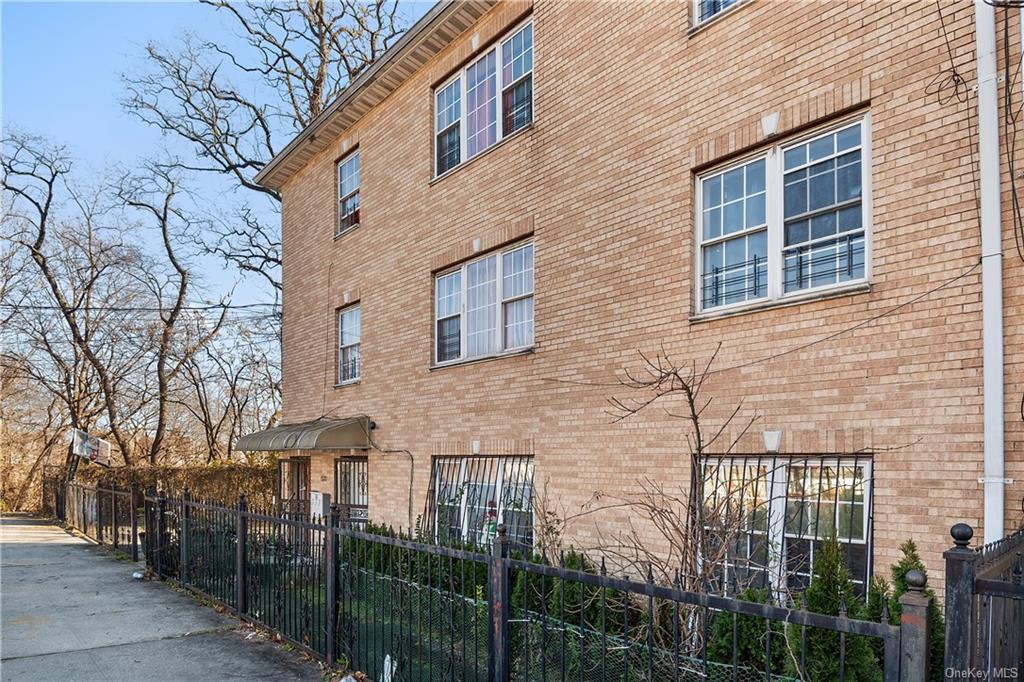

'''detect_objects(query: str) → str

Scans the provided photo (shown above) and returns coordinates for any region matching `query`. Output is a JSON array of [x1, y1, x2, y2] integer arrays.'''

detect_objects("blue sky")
[[2, 1, 432, 304], [2, 2, 219, 168]]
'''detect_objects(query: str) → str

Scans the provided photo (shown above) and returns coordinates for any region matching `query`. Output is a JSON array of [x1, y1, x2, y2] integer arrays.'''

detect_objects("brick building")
[[240, 0, 1024, 592]]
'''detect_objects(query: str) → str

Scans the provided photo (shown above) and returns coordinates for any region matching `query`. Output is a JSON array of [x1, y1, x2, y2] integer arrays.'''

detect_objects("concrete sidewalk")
[[0, 514, 321, 681]]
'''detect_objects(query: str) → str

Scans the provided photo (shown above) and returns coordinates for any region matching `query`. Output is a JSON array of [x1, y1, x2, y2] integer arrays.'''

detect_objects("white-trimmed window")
[[337, 151, 360, 236], [434, 242, 533, 365], [337, 305, 361, 384], [434, 19, 533, 177], [428, 455, 535, 548], [696, 117, 869, 313], [694, 0, 742, 25], [702, 456, 873, 596]]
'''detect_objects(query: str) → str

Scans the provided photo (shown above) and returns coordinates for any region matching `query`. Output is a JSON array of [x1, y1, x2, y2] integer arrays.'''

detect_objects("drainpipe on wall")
[[974, 0, 1005, 544]]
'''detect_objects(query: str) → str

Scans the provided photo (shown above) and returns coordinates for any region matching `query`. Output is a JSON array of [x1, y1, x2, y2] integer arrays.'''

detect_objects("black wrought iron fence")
[[54, 485, 1023, 680], [63, 482, 142, 561], [181, 496, 239, 607], [504, 555, 914, 682], [123, 492, 934, 681], [945, 523, 1024, 676], [42, 473, 63, 519]]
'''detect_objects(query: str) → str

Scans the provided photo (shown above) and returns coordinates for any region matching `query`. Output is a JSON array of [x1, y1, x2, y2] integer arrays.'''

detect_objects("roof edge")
[[255, 0, 466, 191]]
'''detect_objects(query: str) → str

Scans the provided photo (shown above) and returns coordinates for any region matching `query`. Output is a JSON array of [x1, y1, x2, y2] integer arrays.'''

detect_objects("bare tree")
[[2, 134, 150, 463], [598, 343, 757, 592], [122, 0, 404, 291], [0, 354, 67, 510], [116, 165, 227, 463], [173, 326, 278, 463], [2, 134, 242, 469]]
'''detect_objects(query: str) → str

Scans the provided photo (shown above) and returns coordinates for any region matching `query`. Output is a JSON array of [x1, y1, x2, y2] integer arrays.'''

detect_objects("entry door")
[[278, 457, 310, 517], [334, 457, 369, 526]]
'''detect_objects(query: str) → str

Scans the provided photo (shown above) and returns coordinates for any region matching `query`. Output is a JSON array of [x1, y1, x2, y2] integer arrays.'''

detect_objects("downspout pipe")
[[974, 0, 1005, 544]]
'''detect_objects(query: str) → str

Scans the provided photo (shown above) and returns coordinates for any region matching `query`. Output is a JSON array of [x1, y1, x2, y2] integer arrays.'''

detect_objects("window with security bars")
[[334, 457, 368, 526], [702, 455, 872, 597], [424, 455, 534, 548], [337, 305, 361, 383], [278, 457, 310, 517], [782, 123, 866, 293], [434, 241, 533, 365], [696, 116, 869, 313], [433, 19, 533, 177], [336, 150, 360, 236]]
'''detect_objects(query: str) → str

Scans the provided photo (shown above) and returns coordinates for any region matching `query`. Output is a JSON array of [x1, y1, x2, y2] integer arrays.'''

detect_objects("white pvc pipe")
[[974, 0, 1005, 544]]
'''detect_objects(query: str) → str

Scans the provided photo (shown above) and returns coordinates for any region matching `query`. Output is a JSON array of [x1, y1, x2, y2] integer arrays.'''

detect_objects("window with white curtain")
[[434, 242, 533, 365], [434, 19, 533, 177]]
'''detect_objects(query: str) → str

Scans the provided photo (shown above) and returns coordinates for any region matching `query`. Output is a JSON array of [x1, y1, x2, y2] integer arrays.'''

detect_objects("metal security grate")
[[335, 457, 369, 527], [702, 454, 873, 597], [421, 455, 535, 549]]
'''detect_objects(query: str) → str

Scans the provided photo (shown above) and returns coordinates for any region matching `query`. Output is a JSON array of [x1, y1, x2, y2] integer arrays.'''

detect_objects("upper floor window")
[[337, 151, 360, 236], [696, 117, 869, 313], [434, 241, 534, 365], [337, 304, 361, 384], [434, 19, 533, 177], [695, 0, 741, 25]]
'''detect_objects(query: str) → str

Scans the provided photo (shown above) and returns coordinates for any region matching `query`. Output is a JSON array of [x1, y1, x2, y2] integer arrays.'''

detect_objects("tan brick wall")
[[277, 0, 1024, 585]]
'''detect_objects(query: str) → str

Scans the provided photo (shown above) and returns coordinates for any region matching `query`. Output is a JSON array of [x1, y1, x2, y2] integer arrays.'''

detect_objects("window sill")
[[687, 0, 754, 37], [334, 224, 360, 241], [334, 379, 361, 389], [429, 346, 534, 371], [689, 281, 871, 324], [429, 123, 535, 187]]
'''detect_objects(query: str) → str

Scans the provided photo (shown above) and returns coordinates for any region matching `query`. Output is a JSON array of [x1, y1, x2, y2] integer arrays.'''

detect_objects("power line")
[[709, 258, 982, 376], [0, 302, 279, 313], [542, 257, 984, 389]]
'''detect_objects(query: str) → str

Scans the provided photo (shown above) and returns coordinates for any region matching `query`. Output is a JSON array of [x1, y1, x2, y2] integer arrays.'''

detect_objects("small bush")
[[788, 534, 882, 681], [707, 587, 786, 674], [884, 540, 946, 682]]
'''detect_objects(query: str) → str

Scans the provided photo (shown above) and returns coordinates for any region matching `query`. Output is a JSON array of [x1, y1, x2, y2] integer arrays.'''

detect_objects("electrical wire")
[[541, 256, 985, 390], [545, 8, 993, 390], [928, 0, 983, 226], [0, 302, 279, 313], [709, 259, 982, 376]]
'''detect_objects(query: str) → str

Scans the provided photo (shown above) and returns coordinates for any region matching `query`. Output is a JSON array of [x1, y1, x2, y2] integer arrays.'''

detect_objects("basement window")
[[702, 455, 873, 596], [424, 455, 535, 548]]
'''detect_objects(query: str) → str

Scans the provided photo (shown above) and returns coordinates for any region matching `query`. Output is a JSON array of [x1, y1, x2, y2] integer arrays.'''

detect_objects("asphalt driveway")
[[0, 514, 321, 681]]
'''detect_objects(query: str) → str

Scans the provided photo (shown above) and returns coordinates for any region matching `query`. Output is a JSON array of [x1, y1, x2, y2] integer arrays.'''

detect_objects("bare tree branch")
[[122, 1, 404, 291]]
